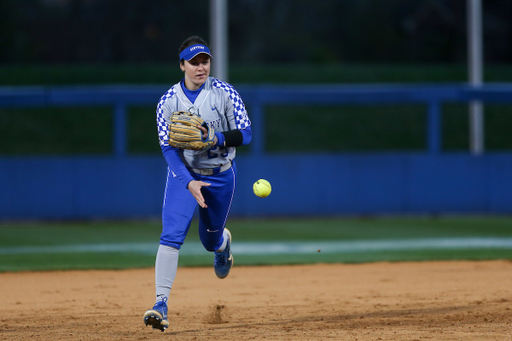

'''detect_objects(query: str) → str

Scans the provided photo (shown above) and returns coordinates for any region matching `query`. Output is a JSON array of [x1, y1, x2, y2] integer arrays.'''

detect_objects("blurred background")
[[0, 0, 511, 270], [1, 0, 512, 65]]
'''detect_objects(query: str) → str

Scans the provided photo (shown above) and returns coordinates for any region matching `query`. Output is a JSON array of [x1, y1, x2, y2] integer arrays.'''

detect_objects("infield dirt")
[[1, 261, 511, 340]]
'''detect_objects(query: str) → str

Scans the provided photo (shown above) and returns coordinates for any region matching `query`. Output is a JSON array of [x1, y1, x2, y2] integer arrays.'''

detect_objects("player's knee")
[[199, 228, 224, 251]]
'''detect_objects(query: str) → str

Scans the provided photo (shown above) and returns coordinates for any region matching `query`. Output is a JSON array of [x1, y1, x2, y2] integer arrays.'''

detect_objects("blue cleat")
[[143, 298, 169, 332], [214, 228, 233, 279]]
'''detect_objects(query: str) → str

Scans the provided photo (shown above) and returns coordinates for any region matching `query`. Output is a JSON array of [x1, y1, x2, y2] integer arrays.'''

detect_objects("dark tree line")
[[1, 0, 511, 64]]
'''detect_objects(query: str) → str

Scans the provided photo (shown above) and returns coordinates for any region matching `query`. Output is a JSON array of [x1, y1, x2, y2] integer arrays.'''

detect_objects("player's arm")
[[156, 90, 195, 189], [160, 145, 194, 187], [160, 145, 209, 207], [216, 83, 252, 147], [214, 125, 252, 147]]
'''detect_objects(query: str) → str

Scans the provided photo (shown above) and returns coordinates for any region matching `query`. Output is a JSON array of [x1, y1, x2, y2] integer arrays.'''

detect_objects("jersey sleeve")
[[156, 86, 178, 147], [212, 79, 251, 130]]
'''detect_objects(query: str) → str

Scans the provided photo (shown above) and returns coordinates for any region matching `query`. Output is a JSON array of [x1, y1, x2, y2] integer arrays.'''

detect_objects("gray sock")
[[155, 244, 179, 304]]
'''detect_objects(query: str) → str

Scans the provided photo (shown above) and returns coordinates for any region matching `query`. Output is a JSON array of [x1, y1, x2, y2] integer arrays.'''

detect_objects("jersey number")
[[207, 146, 228, 159]]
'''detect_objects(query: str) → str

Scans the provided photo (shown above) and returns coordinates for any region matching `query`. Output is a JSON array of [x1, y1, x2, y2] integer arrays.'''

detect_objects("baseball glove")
[[168, 111, 216, 151]]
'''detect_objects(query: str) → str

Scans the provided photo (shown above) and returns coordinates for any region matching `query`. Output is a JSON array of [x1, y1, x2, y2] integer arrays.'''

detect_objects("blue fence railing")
[[1, 83, 512, 156]]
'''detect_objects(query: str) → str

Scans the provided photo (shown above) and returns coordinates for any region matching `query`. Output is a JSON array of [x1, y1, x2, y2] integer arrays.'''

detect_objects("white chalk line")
[[1, 238, 512, 256]]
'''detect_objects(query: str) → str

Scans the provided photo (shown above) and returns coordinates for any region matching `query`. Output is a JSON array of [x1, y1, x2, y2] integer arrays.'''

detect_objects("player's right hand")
[[187, 180, 211, 208]]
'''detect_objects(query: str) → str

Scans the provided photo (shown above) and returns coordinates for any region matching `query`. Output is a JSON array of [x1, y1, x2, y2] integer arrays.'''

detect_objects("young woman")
[[143, 35, 252, 332]]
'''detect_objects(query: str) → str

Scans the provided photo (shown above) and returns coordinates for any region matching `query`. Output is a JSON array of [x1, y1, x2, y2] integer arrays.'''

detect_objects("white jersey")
[[156, 77, 251, 169]]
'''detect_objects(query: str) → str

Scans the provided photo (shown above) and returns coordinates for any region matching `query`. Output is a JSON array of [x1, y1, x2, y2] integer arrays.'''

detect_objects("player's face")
[[181, 54, 211, 90]]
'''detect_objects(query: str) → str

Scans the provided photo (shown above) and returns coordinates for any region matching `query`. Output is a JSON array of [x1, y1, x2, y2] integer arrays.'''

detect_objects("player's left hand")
[[188, 180, 211, 208], [168, 111, 216, 150]]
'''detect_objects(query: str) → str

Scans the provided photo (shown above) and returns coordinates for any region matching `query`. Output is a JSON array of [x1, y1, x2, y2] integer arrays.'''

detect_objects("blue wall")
[[1, 153, 511, 220], [235, 153, 512, 216]]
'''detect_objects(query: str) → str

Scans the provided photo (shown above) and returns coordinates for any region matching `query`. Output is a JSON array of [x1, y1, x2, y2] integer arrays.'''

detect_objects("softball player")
[[143, 36, 252, 332]]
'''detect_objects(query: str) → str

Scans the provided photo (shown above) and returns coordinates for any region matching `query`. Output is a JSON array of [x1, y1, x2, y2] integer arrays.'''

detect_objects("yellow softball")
[[253, 179, 272, 198]]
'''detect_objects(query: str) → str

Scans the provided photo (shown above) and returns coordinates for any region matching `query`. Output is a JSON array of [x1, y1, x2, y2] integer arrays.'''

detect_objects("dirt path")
[[1, 261, 511, 340]]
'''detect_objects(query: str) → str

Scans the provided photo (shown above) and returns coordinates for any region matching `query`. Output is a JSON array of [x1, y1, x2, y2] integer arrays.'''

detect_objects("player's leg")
[[158, 171, 196, 297], [144, 170, 197, 331], [198, 163, 237, 278], [143, 245, 176, 332]]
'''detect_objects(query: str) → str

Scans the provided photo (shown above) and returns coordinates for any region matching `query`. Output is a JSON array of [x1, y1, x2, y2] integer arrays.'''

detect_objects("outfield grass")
[[0, 217, 511, 271]]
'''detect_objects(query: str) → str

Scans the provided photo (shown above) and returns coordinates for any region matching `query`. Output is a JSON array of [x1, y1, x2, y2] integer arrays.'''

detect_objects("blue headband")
[[179, 44, 213, 61]]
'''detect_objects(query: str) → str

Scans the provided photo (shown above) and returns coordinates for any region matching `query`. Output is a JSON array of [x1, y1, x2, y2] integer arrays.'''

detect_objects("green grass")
[[2, 217, 511, 247], [1, 217, 511, 271], [231, 249, 512, 267], [3, 253, 157, 272], [0, 221, 162, 247]]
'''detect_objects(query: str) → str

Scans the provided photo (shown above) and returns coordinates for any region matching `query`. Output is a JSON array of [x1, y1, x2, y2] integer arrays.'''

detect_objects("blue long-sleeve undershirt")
[[161, 145, 194, 188], [215, 125, 252, 147]]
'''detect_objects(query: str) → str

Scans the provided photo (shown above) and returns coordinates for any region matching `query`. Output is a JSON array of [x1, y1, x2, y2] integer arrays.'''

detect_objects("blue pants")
[[160, 161, 237, 252]]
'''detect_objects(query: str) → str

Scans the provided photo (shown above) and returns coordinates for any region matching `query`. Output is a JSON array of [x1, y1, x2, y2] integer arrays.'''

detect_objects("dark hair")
[[179, 36, 210, 62]]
